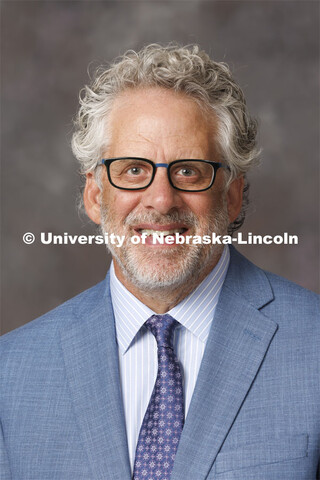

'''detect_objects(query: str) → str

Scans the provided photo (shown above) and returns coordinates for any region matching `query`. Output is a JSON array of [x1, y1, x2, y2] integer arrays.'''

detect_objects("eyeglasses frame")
[[100, 157, 230, 192]]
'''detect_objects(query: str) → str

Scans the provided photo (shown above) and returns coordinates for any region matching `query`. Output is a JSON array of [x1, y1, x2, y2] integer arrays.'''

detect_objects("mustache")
[[123, 210, 200, 228]]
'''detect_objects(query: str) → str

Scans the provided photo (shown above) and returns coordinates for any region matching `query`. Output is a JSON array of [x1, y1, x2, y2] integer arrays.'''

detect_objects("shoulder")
[[0, 277, 109, 356], [225, 248, 319, 366], [228, 246, 319, 320], [261, 270, 319, 342], [264, 269, 319, 309]]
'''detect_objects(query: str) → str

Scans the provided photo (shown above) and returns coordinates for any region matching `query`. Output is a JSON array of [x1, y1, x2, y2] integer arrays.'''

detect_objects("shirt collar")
[[110, 246, 230, 354]]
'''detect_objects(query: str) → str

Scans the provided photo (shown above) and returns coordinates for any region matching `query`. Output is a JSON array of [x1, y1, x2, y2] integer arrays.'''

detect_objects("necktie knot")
[[145, 314, 178, 349]]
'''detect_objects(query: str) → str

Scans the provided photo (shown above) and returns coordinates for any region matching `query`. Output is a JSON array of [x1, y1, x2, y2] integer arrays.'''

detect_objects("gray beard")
[[99, 203, 229, 293]]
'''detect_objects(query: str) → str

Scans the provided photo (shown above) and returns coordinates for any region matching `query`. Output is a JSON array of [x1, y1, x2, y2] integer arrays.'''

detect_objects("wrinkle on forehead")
[[106, 87, 218, 160]]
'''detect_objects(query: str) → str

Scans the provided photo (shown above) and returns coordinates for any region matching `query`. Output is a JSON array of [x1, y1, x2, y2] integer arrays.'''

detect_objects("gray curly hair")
[[72, 43, 260, 233]]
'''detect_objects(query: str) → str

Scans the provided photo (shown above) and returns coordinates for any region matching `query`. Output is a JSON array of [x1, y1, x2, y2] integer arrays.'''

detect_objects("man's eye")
[[127, 167, 143, 175], [177, 168, 196, 177]]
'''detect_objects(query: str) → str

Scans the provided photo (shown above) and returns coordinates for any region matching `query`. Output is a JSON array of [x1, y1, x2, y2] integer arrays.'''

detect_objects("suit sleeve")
[[0, 420, 11, 480]]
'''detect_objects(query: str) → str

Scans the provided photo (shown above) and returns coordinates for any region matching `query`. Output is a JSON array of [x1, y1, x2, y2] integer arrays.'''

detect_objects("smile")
[[138, 228, 187, 237]]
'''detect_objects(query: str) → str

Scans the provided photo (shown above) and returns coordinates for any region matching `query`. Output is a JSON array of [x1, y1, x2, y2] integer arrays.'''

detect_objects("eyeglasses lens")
[[110, 159, 153, 189], [169, 161, 214, 191]]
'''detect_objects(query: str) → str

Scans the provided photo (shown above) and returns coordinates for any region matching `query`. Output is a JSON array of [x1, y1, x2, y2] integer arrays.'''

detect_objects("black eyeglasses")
[[100, 157, 230, 192]]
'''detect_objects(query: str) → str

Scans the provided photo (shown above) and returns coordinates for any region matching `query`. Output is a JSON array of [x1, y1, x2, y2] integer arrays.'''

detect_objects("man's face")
[[85, 87, 242, 292]]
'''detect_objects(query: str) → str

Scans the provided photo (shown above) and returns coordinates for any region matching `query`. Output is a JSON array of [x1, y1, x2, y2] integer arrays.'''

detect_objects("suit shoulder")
[[228, 247, 319, 313], [260, 270, 319, 337], [264, 270, 319, 308], [0, 278, 108, 351], [228, 248, 319, 326]]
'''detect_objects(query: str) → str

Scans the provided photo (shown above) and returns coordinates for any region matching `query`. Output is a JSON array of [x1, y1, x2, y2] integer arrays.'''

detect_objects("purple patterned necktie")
[[133, 314, 185, 480]]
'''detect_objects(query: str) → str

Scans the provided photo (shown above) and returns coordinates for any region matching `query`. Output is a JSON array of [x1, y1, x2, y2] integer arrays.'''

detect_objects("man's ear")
[[83, 173, 102, 225], [226, 175, 244, 223]]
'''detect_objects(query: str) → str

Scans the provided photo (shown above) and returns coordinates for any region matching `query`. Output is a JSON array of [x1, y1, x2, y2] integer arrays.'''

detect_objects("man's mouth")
[[132, 224, 190, 245], [137, 228, 187, 238]]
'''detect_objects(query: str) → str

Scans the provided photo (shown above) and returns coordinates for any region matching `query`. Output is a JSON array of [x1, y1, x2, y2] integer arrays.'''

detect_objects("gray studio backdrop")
[[1, 1, 319, 334]]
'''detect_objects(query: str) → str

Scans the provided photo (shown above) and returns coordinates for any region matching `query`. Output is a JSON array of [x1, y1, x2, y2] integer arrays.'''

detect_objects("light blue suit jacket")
[[1, 247, 319, 479]]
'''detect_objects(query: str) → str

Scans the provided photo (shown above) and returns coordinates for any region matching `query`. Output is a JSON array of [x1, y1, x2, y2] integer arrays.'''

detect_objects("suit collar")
[[223, 246, 275, 309], [59, 275, 131, 480], [171, 247, 278, 480]]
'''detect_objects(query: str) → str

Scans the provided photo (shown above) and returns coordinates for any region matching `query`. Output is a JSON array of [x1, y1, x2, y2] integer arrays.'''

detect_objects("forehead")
[[106, 87, 217, 158]]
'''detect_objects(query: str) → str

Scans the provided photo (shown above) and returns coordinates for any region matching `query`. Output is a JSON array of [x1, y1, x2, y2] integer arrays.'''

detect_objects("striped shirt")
[[110, 246, 230, 472]]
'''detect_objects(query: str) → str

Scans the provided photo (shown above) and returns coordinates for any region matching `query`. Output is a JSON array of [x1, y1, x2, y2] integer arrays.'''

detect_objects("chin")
[[112, 241, 224, 292]]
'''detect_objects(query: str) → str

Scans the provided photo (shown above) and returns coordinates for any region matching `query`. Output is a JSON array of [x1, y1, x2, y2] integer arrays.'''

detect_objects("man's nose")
[[140, 165, 184, 214]]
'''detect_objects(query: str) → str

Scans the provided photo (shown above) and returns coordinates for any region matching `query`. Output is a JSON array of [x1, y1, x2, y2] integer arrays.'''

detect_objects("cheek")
[[182, 191, 218, 216], [102, 187, 141, 218]]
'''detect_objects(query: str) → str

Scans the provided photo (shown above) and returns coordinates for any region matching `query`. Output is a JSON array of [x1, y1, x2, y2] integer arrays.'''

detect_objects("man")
[[1, 44, 319, 479]]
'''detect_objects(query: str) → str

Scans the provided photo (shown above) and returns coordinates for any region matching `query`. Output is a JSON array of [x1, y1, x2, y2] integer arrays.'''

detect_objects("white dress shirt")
[[110, 246, 230, 472]]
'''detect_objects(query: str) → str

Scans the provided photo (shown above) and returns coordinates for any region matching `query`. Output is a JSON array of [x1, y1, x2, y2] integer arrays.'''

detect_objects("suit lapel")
[[60, 276, 131, 480], [172, 248, 278, 480]]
